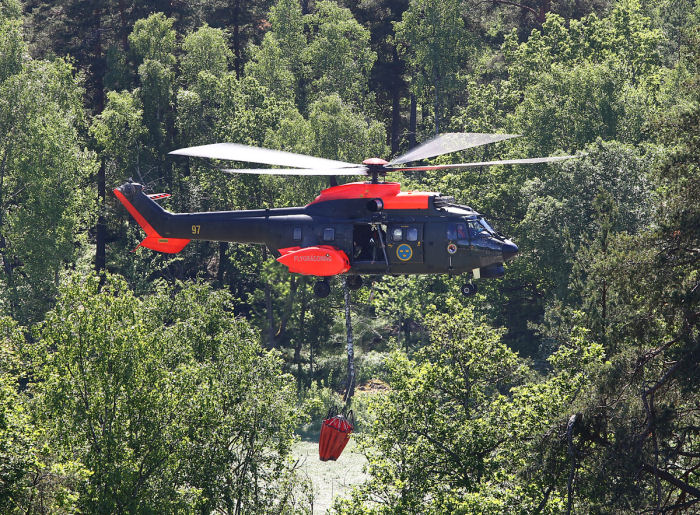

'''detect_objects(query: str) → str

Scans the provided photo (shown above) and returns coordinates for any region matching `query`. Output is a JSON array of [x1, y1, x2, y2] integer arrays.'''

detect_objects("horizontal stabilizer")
[[137, 236, 190, 254], [147, 193, 171, 200]]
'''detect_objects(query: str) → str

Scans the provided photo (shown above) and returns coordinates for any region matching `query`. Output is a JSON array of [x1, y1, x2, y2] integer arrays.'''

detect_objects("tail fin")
[[113, 187, 190, 253]]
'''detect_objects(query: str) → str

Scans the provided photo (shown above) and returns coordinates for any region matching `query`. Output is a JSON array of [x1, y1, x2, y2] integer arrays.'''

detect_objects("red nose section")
[[277, 246, 350, 276]]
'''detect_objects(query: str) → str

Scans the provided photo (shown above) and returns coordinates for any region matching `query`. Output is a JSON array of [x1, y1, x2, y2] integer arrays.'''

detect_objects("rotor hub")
[[362, 158, 388, 166], [362, 158, 389, 183]]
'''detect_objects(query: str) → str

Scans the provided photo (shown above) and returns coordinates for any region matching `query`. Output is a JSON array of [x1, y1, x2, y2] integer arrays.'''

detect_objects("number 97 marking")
[[192, 225, 201, 235]]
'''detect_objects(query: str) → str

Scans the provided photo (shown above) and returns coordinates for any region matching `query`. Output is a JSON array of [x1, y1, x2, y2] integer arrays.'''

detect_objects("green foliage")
[[0, 0, 23, 83], [0, 315, 90, 513], [91, 90, 146, 176], [333, 306, 605, 512], [518, 140, 654, 298], [30, 273, 308, 513], [307, 94, 387, 162], [2, 1, 699, 511], [502, 5, 662, 90], [0, 54, 95, 322], [245, 0, 306, 105], [137, 59, 174, 150], [247, 0, 376, 112], [128, 12, 177, 68], [395, 0, 471, 133], [0, 316, 34, 511], [180, 24, 232, 86], [502, 6, 664, 150], [305, 1, 377, 109]]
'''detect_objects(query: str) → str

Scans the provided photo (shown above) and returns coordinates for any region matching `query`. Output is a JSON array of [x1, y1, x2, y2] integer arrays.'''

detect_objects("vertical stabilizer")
[[113, 184, 190, 253]]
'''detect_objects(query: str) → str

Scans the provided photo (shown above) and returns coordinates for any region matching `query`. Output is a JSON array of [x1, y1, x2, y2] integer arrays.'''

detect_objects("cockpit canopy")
[[447, 217, 499, 242]]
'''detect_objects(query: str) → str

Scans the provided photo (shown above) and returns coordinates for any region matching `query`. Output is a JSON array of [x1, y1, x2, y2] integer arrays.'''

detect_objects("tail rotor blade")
[[388, 133, 519, 165]]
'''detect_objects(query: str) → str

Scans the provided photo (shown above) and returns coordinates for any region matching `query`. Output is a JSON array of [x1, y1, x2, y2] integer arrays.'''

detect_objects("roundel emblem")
[[396, 244, 413, 261], [447, 243, 457, 254]]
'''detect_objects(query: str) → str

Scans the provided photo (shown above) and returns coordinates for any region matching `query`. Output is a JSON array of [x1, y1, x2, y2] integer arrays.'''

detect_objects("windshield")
[[479, 217, 495, 234]]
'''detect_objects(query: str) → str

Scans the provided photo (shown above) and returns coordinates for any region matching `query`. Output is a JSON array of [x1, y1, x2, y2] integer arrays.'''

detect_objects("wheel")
[[314, 280, 331, 298], [460, 282, 477, 297], [346, 275, 363, 290]]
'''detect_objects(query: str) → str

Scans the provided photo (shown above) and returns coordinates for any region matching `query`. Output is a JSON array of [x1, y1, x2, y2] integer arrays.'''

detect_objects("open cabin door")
[[352, 224, 387, 263], [386, 224, 424, 264]]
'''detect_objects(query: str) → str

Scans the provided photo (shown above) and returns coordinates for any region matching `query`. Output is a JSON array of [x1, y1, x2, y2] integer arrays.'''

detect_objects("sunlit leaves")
[[394, 0, 470, 133], [30, 273, 308, 513], [128, 12, 176, 68], [181, 25, 232, 86], [0, 55, 95, 322], [336, 306, 603, 512], [305, 1, 377, 109]]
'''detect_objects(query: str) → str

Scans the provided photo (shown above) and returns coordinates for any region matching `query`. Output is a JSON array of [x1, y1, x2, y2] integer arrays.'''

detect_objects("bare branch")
[[488, 0, 538, 18], [641, 463, 700, 499]]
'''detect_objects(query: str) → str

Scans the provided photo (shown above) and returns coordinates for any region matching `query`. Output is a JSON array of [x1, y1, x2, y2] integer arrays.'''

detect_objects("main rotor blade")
[[388, 133, 520, 165], [389, 155, 578, 172], [222, 166, 368, 176], [170, 143, 357, 169]]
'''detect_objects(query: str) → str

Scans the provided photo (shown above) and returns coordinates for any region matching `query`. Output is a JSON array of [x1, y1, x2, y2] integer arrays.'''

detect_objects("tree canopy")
[[0, 0, 698, 511]]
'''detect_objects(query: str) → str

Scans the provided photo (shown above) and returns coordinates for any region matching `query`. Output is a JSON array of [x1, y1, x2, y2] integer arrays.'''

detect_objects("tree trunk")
[[276, 275, 298, 346], [390, 48, 402, 154], [309, 319, 314, 383], [217, 241, 228, 283], [117, 0, 130, 53], [409, 94, 417, 149], [93, 5, 106, 274], [96, 160, 106, 273], [295, 278, 308, 386], [538, 0, 551, 25], [0, 147, 16, 316], [263, 247, 275, 349], [433, 67, 440, 135], [232, 0, 241, 79]]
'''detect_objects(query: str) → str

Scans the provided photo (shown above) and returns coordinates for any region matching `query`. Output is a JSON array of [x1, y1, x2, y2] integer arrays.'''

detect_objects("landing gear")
[[314, 280, 331, 298], [460, 282, 477, 297], [346, 275, 363, 290]]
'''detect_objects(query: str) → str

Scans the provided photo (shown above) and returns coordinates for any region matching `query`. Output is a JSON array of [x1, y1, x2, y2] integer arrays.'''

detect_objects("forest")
[[0, 0, 698, 512]]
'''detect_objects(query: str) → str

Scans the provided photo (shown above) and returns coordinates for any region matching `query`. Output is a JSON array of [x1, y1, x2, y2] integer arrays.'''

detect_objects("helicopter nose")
[[502, 239, 519, 262]]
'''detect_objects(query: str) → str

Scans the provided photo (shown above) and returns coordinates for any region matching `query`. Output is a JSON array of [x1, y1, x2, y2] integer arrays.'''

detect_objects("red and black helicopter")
[[114, 133, 573, 297]]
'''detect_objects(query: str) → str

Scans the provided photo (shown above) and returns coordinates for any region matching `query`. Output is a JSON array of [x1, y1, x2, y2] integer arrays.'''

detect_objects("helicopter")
[[114, 133, 574, 297]]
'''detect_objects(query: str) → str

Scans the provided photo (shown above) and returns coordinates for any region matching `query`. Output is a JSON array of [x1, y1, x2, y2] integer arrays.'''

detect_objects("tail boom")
[[114, 182, 274, 253]]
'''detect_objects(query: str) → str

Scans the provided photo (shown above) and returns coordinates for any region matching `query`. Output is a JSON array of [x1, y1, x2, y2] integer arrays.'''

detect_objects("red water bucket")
[[319, 408, 354, 461]]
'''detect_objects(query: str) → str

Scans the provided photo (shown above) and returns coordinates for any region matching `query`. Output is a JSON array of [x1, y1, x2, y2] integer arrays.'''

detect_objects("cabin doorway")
[[352, 224, 386, 263]]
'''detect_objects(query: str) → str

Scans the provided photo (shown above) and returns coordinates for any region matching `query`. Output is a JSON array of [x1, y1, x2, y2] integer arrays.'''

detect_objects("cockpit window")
[[448, 223, 468, 241], [467, 220, 483, 235], [479, 218, 495, 233], [456, 223, 467, 240]]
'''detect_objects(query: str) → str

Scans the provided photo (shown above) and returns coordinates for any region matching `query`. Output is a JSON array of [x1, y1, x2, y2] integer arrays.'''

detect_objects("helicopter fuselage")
[[114, 181, 518, 279]]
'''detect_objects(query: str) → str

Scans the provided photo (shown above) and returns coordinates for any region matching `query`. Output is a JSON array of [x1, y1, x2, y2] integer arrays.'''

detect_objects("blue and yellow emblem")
[[396, 244, 413, 261]]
